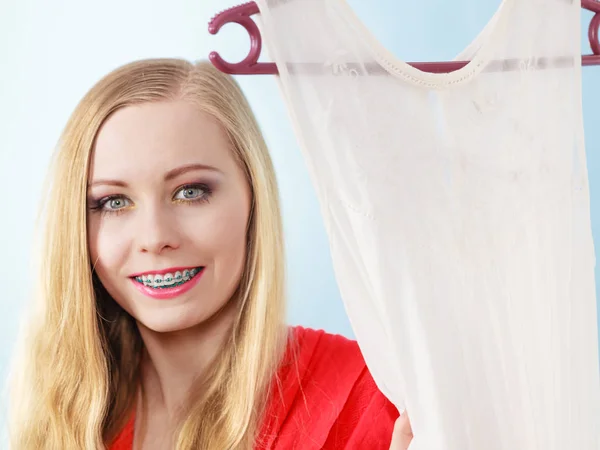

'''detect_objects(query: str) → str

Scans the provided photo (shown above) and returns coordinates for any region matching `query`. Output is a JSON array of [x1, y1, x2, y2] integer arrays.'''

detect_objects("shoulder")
[[258, 326, 399, 450], [290, 325, 364, 365]]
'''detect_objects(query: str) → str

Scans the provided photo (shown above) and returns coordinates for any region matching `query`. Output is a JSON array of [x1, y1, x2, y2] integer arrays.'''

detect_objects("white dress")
[[256, 0, 600, 448]]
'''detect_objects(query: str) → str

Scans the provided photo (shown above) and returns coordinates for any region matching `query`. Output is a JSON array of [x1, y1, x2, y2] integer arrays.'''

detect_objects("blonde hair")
[[8, 59, 288, 449]]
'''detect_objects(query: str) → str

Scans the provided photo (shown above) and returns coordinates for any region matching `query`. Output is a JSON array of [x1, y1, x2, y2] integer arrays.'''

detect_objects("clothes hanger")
[[207, 0, 600, 75]]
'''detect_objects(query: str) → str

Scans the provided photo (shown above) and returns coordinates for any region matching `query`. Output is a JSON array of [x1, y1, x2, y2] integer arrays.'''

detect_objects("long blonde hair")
[[8, 59, 287, 449]]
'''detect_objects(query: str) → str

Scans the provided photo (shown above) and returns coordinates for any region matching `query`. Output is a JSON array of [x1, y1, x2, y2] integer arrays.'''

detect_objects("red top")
[[109, 326, 399, 449]]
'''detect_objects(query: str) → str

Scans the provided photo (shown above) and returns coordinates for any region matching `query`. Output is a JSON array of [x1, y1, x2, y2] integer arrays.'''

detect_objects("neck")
[[137, 299, 238, 418]]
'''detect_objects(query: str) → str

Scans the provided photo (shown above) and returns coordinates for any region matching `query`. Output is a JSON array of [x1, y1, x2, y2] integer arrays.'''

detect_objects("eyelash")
[[89, 183, 213, 216]]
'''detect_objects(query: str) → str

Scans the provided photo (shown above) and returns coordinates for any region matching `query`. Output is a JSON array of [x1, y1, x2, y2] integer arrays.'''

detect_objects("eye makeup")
[[87, 181, 216, 216]]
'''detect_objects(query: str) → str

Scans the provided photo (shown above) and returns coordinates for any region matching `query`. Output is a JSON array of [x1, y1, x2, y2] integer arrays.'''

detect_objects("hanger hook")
[[583, 0, 600, 55], [208, 1, 278, 75]]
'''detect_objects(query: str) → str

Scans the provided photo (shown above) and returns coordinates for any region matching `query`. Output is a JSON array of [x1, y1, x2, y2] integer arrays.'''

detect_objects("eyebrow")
[[88, 163, 221, 188]]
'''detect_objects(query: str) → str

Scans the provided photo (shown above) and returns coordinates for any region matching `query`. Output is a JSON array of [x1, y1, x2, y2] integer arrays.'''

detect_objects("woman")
[[8, 58, 413, 449]]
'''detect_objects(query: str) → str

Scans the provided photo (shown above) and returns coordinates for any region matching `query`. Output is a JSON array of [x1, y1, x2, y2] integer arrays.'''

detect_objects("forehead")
[[90, 100, 234, 180]]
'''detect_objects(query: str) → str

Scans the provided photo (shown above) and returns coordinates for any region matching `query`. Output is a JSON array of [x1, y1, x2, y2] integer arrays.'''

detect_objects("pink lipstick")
[[130, 266, 204, 300]]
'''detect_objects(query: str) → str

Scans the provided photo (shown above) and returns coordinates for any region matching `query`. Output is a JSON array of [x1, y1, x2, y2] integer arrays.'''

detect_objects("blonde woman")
[[9, 58, 413, 450]]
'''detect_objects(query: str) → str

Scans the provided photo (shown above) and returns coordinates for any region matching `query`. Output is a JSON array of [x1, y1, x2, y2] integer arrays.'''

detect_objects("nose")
[[136, 203, 181, 255]]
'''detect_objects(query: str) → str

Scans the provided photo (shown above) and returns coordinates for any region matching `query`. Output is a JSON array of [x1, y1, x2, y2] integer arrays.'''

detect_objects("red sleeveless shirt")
[[109, 326, 399, 449]]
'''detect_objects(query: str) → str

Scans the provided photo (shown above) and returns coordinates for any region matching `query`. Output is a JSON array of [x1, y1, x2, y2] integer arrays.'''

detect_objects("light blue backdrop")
[[0, 0, 598, 440]]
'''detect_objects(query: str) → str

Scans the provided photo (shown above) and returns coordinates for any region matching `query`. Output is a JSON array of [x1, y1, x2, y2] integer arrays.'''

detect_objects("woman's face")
[[87, 100, 252, 333]]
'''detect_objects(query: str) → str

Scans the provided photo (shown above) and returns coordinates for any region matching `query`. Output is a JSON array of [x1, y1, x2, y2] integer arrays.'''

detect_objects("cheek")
[[183, 197, 250, 280], [209, 206, 248, 258], [87, 215, 130, 281], [216, 210, 250, 269]]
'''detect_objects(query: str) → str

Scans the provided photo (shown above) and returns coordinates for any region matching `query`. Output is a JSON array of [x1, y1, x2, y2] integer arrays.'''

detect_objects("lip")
[[129, 266, 199, 278], [131, 267, 205, 300]]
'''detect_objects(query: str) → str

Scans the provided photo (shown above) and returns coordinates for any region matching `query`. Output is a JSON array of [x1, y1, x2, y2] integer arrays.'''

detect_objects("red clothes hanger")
[[207, 0, 600, 75]]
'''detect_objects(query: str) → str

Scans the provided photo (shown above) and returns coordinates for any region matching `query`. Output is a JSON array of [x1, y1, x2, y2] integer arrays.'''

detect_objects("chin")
[[130, 306, 199, 332], [134, 306, 223, 334], [138, 318, 196, 334]]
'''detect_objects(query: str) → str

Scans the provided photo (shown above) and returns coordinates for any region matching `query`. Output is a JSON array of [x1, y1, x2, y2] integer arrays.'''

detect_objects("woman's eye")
[[104, 197, 130, 210], [174, 185, 208, 201]]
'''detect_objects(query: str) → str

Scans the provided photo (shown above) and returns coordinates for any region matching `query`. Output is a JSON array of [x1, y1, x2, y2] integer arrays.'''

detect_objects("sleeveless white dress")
[[256, 0, 600, 448]]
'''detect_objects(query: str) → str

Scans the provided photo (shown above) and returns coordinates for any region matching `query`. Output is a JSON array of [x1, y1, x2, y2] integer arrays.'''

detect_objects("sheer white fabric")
[[255, 0, 600, 448]]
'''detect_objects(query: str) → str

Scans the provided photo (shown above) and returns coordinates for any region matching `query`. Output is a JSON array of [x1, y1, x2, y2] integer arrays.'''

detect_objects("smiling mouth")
[[133, 267, 204, 290]]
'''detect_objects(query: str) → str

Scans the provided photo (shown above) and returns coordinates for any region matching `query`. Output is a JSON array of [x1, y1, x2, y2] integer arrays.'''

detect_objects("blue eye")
[[91, 196, 131, 212], [106, 198, 130, 210], [174, 184, 212, 203], [88, 195, 132, 216], [180, 187, 204, 199]]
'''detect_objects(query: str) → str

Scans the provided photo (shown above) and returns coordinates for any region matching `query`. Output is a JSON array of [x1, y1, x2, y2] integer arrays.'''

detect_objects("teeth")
[[163, 273, 175, 286], [134, 268, 202, 289]]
